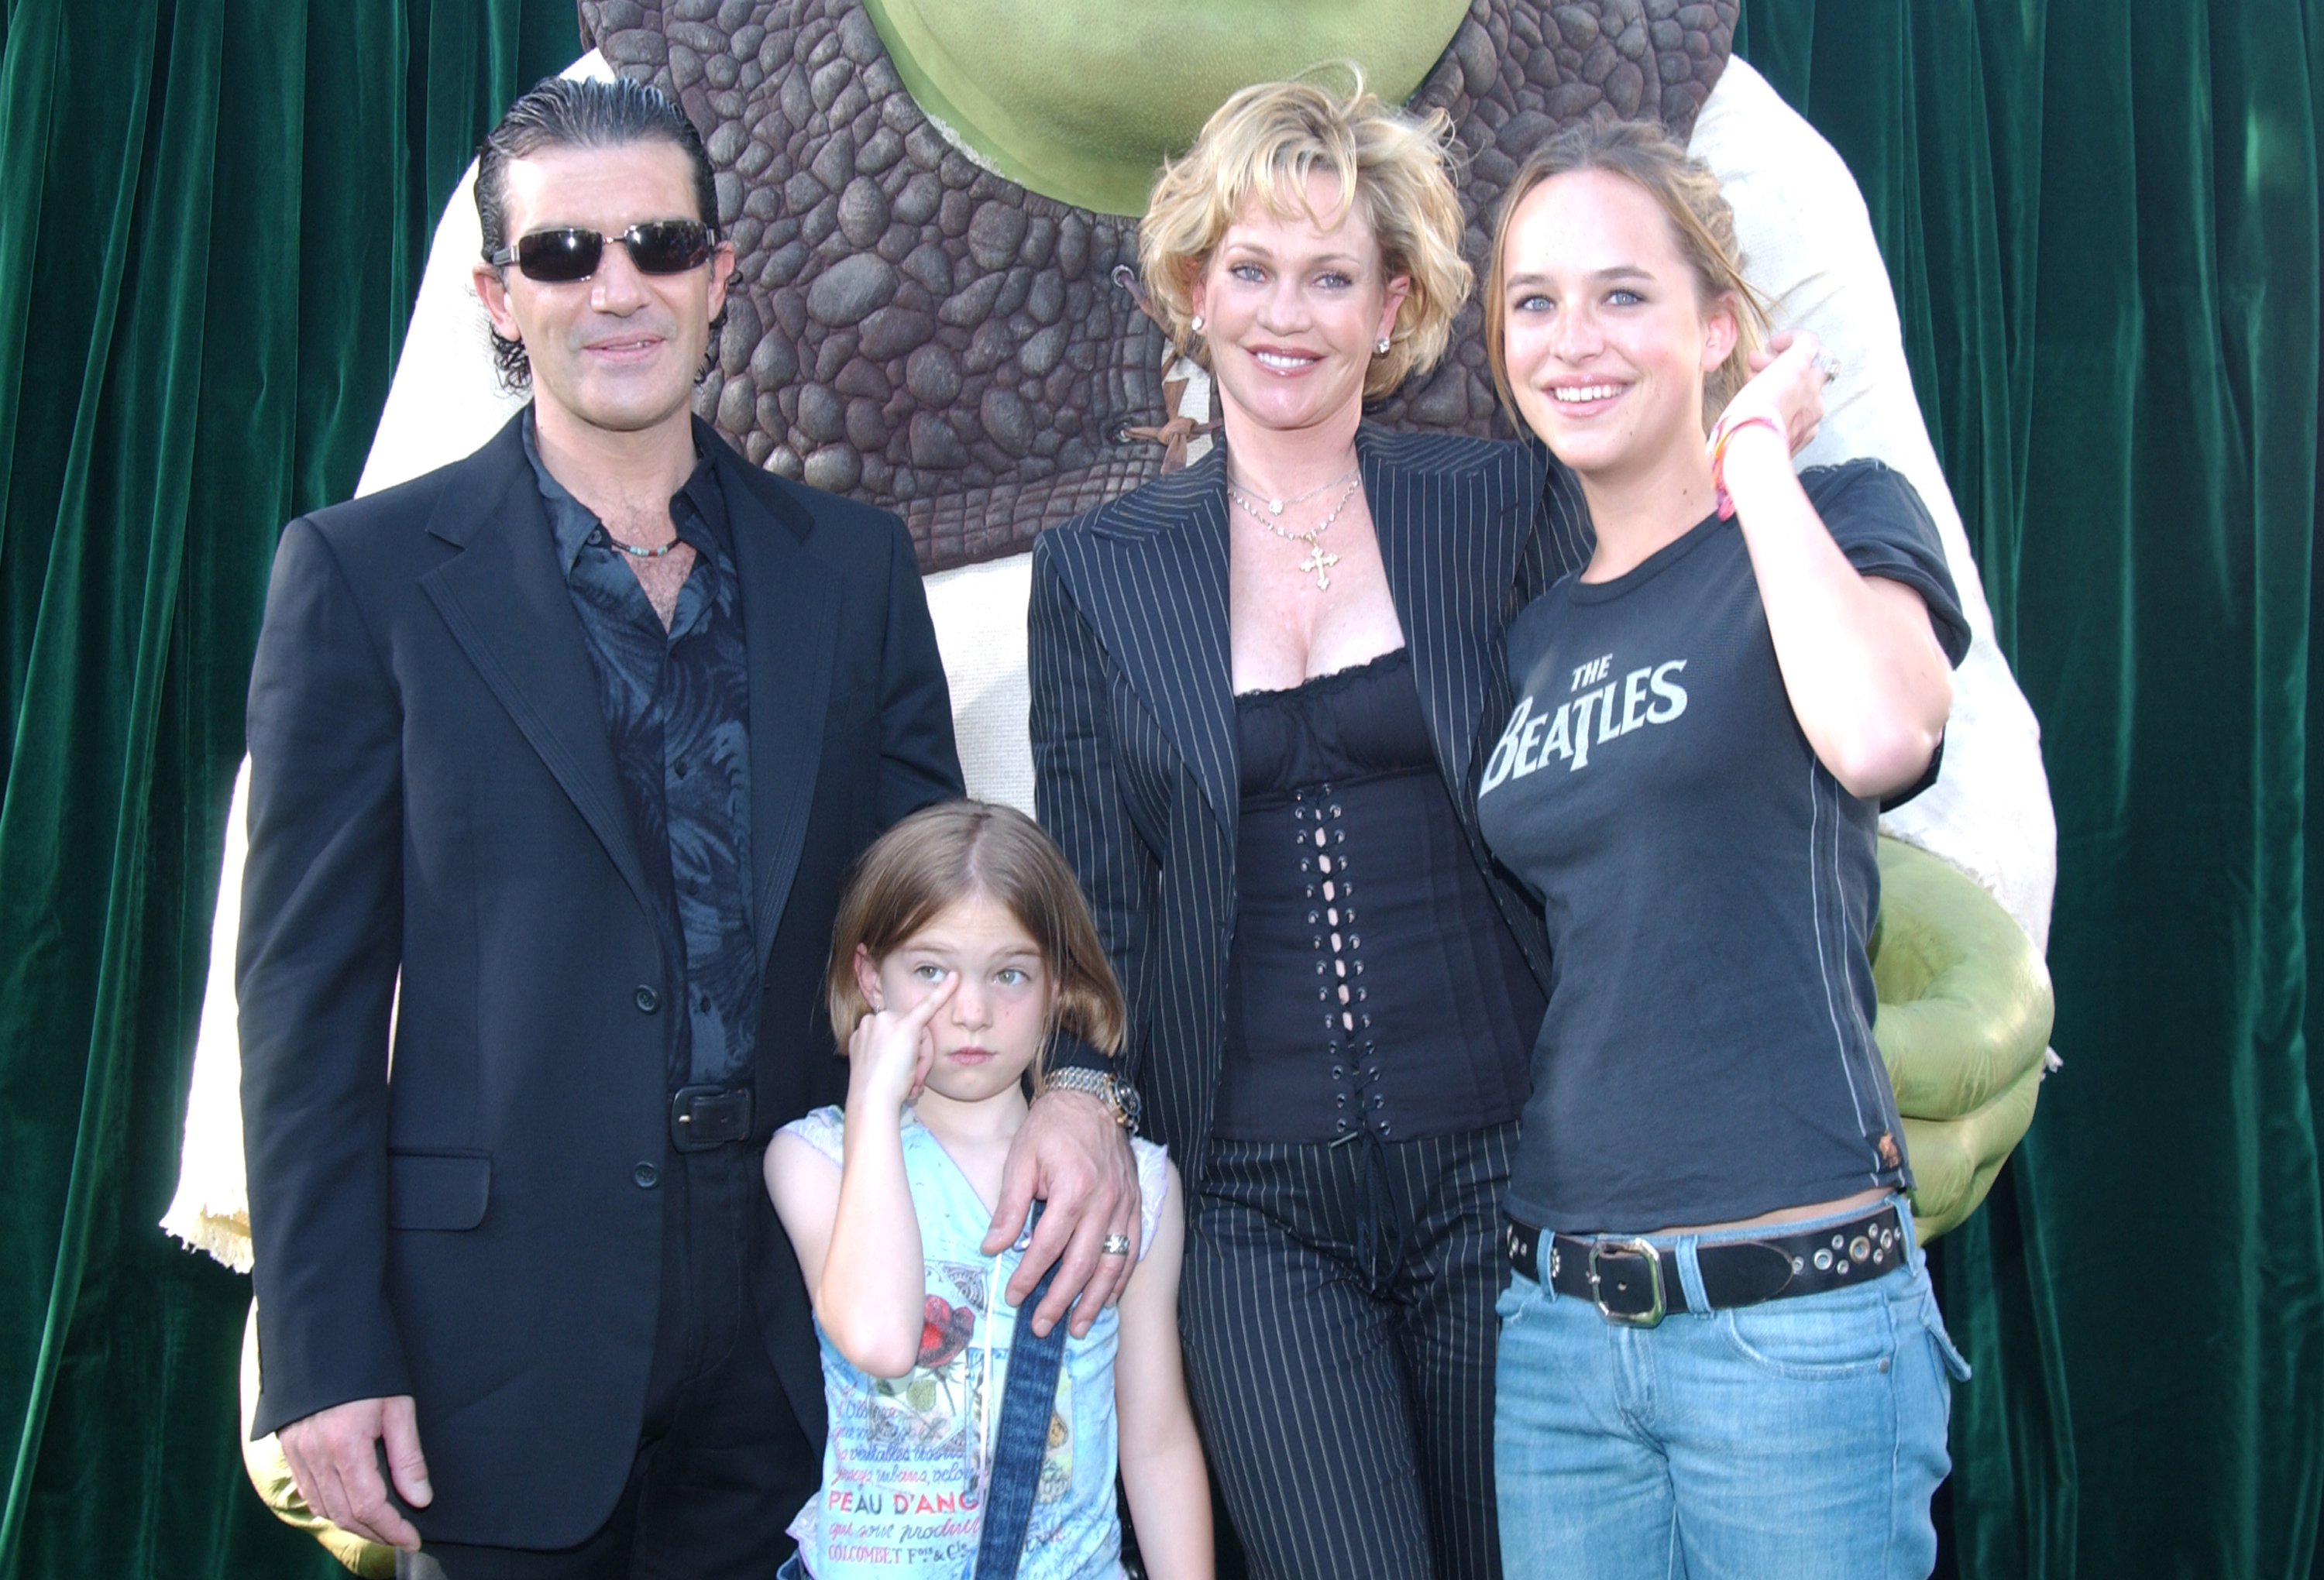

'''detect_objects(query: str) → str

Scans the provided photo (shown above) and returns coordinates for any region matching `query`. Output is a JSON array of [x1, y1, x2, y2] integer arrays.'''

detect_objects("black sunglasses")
[[486, 220, 717, 283]]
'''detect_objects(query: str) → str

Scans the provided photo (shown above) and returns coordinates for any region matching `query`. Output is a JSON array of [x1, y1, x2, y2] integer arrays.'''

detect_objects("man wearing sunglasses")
[[237, 75, 1139, 1578]]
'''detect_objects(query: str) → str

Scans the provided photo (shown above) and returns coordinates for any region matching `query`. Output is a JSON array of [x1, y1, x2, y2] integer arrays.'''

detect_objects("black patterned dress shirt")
[[523, 414, 756, 1088]]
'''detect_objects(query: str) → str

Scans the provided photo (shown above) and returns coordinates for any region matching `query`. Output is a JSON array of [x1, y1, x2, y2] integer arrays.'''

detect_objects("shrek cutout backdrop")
[[19, 0, 2323, 1576], [159, 0, 2057, 1571], [168, 7, 2061, 1570]]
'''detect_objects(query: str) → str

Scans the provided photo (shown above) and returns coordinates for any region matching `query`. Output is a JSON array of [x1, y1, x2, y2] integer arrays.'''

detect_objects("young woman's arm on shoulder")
[[1112, 1161, 1212, 1580], [1716, 342, 1952, 800]]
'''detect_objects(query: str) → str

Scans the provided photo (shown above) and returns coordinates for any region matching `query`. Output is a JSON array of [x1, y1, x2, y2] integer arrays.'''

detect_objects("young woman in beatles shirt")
[[1474, 120, 1975, 1580]]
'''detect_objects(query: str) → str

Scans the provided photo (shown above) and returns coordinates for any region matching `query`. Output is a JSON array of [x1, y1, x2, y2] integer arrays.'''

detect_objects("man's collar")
[[674, 433, 731, 549], [520, 407, 730, 570], [519, 410, 599, 572]]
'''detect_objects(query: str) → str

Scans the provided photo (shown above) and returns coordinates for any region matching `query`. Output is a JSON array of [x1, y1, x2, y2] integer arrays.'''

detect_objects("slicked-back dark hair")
[[476, 75, 724, 390]]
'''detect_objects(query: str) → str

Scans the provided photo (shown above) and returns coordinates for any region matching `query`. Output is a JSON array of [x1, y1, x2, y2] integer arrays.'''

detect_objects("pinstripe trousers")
[[1179, 1122, 1517, 1580]]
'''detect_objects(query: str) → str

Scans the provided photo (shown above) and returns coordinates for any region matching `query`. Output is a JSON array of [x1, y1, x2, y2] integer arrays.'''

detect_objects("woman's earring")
[[1376, 336, 1391, 355], [1191, 314, 1205, 335]]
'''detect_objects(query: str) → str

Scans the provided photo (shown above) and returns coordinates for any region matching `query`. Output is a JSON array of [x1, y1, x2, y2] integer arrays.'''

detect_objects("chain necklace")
[[1227, 471, 1363, 592], [1232, 464, 1359, 517]]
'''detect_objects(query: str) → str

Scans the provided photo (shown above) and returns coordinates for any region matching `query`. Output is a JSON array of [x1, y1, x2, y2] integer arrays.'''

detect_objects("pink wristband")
[[1708, 414, 1783, 520]]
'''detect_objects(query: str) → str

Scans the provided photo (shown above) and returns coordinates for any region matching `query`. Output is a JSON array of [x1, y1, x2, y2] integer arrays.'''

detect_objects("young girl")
[[765, 801, 1211, 1580], [1476, 122, 1973, 1578]]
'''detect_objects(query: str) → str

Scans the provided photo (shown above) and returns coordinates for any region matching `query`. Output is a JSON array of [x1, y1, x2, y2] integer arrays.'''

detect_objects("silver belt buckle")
[[1587, 1236, 1666, 1327]]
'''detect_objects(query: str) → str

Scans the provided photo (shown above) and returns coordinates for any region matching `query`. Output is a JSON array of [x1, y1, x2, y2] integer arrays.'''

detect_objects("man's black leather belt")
[[1504, 1204, 1905, 1327], [669, 1084, 754, 1152]]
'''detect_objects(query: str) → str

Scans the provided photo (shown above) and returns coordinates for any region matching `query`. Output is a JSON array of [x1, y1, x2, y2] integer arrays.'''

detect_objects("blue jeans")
[[1493, 1198, 1970, 1580]]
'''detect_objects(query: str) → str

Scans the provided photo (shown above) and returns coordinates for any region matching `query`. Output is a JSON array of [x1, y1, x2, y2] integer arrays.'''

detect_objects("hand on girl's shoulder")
[[766, 1118, 1177, 1294]]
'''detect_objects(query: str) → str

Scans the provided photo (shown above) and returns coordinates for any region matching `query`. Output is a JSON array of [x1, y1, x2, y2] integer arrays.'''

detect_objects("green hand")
[[1870, 837, 2054, 1239]]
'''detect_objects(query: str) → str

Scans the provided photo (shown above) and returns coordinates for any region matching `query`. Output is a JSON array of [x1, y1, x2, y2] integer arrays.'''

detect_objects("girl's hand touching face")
[[847, 961, 957, 1111]]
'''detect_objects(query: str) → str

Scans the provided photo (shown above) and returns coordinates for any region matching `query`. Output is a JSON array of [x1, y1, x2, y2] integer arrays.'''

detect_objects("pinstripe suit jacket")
[[1029, 424, 1593, 1182]]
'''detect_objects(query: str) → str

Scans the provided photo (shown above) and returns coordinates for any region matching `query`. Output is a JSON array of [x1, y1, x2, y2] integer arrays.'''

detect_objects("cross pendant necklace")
[[1226, 469, 1364, 593]]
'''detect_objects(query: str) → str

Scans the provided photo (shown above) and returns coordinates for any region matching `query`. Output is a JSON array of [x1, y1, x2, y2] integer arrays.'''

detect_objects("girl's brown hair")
[[825, 801, 1125, 1072], [1485, 118, 1770, 432]]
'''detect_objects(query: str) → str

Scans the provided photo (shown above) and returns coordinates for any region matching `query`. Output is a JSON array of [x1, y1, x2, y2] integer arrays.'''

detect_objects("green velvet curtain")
[[1736, 1, 2324, 1575], [1, 0, 2319, 1575], [0, 3, 578, 1575]]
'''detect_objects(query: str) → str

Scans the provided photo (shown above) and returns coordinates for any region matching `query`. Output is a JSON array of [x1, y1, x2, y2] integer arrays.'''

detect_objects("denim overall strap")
[[972, 1202, 1068, 1580]]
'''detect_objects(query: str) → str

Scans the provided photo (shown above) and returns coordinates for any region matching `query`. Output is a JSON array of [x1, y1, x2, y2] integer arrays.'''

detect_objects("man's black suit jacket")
[[238, 411, 963, 1548]]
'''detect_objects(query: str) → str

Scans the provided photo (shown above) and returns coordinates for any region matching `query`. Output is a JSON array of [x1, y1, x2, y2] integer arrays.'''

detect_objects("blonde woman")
[[1028, 80, 1583, 1578], [1477, 120, 1972, 1578]]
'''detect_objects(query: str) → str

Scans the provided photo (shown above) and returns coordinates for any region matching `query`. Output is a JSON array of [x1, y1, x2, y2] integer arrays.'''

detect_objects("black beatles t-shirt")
[[1477, 460, 1972, 1232]]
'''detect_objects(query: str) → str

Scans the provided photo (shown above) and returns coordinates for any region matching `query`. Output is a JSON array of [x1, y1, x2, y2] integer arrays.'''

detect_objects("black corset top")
[[1213, 647, 1544, 1145]]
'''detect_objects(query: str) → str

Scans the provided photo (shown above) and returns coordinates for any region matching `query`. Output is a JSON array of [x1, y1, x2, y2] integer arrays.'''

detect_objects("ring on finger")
[[1099, 1232, 1133, 1257], [1812, 352, 1841, 382]]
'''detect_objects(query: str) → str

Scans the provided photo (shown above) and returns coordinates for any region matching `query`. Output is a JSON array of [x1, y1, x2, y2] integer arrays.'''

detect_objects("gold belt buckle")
[[1587, 1236, 1666, 1327]]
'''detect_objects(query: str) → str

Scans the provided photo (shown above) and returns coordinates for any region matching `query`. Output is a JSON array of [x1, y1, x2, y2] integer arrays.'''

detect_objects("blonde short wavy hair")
[[1140, 74, 1471, 400]]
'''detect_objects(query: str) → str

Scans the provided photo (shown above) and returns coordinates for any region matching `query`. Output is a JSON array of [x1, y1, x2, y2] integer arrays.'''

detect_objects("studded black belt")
[[1504, 1204, 1906, 1328]]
